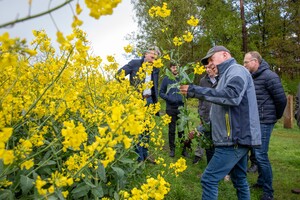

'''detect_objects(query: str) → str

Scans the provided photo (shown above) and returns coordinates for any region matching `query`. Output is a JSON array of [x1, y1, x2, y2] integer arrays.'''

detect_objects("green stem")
[[0, 0, 73, 29]]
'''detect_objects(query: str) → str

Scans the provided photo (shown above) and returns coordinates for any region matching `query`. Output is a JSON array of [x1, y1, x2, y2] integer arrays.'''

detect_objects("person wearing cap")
[[180, 45, 261, 200], [243, 51, 287, 200], [116, 46, 161, 164]]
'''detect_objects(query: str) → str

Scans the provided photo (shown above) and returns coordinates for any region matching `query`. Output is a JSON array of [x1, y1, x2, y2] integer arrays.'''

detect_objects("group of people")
[[116, 45, 298, 200]]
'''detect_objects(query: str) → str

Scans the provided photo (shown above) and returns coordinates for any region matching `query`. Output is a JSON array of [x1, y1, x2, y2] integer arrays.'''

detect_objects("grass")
[[145, 99, 300, 200]]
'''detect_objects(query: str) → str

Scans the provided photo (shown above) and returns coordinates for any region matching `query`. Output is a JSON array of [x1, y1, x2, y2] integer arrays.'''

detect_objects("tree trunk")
[[240, 0, 247, 53], [283, 95, 293, 129]]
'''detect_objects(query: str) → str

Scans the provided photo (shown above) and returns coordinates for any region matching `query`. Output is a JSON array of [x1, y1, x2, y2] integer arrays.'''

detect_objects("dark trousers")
[[136, 96, 153, 162], [206, 147, 215, 164], [248, 147, 258, 165], [166, 108, 183, 151]]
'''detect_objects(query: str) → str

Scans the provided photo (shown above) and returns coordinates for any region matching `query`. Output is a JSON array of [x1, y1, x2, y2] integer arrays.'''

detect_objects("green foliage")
[[132, 0, 300, 80]]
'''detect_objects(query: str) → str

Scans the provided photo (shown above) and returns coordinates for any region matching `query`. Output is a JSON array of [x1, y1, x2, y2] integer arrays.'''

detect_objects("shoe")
[[260, 193, 274, 200], [291, 188, 300, 194], [192, 156, 201, 164], [247, 164, 258, 173], [224, 175, 230, 182], [169, 150, 175, 157], [181, 149, 190, 158], [251, 183, 263, 189]]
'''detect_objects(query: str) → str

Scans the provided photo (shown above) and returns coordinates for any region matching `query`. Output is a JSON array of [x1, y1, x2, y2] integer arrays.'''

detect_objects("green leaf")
[[96, 162, 106, 182], [20, 175, 34, 195], [111, 166, 125, 179], [71, 183, 90, 198], [114, 191, 120, 200], [166, 82, 179, 94], [84, 178, 96, 188], [119, 157, 135, 164], [188, 73, 195, 83], [165, 68, 176, 80], [0, 160, 3, 172], [91, 186, 104, 198], [0, 190, 13, 200]]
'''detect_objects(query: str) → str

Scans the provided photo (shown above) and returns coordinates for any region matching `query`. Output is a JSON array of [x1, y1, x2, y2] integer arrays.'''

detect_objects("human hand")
[[188, 131, 195, 140], [180, 85, 189, 96]]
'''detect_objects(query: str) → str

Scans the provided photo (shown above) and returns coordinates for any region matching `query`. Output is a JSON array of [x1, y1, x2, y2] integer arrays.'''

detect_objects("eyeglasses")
[[243, 59, 256, 64]]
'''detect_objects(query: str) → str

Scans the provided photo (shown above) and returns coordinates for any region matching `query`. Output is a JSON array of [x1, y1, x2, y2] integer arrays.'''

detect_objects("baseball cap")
[[201, 46, 230, 65]]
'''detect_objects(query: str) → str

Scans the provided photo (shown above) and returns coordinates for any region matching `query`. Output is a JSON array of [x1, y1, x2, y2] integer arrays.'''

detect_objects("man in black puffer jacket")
[[244, 51, 287, 200]]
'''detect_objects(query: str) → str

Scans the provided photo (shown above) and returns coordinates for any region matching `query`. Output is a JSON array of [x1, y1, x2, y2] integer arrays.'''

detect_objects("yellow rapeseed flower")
[[124, 44, 133, 53], [169, 157, 187, 177], [21, 159, 34, 170], [35, 176, 47, 196], [152, 58, 164, 68], [194, 62, 206, 75], [173, 36, 183, 46], [182, 31, 193, 42], [0, 127, 13, 143], [187, 16, 199, 27], [163, 54, 170, 60], [161, 114, 171, 125], [76, 3, 82, 15]]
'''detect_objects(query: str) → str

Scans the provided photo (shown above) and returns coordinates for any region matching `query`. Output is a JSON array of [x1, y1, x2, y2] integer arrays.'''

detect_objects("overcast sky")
[[0, 0, 138, 64]]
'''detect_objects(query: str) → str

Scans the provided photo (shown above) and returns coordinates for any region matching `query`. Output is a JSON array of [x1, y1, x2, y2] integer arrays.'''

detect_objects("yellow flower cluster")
[[187, 16, 199, 27], [35, 172, 73, 197], [148, 2, 171, 18], [84, 0, 122, 19], [152, 58, 164, 68], [183, 31, 194, 42], [121, 175, 170, 200], [163, 54, 170, 60], [0, 23, 165, 198], [62, 121, 88, 151], [173, 36, 183, 46], [124, 44, 134, 53], [161, 114, 171, 126], [0, 128, 14, 165], [193, 62, 206, 75], [169, 158, 187, 177]]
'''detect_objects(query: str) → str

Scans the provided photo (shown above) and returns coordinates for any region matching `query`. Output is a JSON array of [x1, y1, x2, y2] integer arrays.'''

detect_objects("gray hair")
[[145, 46, 161, 57], [247, 51, 262, 63]]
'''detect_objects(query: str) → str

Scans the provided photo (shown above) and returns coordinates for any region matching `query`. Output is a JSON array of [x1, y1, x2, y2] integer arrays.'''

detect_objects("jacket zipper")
[[225, 112, 231, 139]]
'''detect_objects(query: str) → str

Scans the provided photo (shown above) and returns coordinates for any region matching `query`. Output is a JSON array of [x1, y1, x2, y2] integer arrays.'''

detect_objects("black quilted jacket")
[[251, 59, 287, 123]]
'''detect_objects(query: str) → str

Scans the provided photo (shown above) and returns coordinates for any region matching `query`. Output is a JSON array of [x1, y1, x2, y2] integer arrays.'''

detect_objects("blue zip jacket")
[[117, 56, 160, 103], [187, 58, 261, 147], [159, 76, 184, 109]]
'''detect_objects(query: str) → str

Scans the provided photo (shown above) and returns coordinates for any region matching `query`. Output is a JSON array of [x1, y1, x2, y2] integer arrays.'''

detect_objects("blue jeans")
[[253, 123, 275, 197], [201, 146, 250, 200], [135, 134, 149, 162], [136, 96, 153, 162]]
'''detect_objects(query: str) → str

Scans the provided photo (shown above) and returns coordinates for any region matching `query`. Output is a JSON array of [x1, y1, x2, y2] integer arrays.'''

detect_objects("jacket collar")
[[252, 59, 269, 78], [217, 58, 237, 77]]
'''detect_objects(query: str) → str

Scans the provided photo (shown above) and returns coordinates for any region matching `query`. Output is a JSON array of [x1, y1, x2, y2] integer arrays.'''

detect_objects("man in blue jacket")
[[159, 63, 185, 157], [244, 51, 287, 200], [116, 46, 161, 163], [180, 46, 261, 200]]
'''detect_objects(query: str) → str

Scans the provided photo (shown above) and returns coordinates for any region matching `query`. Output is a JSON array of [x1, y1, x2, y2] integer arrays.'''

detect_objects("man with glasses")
[[116, 46, 161, 164], [243, 51, 287, 200], [180, 46, 261, 200]]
